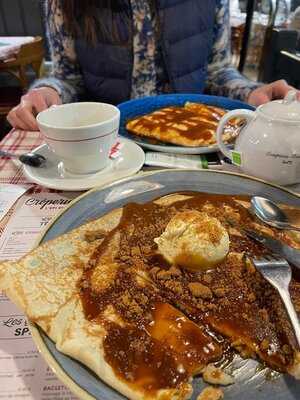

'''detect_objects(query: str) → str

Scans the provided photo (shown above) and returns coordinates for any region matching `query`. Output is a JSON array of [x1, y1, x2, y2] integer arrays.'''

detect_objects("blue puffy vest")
[[75, 0, 216, 104]]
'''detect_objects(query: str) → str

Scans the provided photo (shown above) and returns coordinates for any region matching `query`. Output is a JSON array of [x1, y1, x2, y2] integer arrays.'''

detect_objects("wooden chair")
[[0, 36, 45, 89], [0, 36, 45, 138], [231, 24, 245, 67]]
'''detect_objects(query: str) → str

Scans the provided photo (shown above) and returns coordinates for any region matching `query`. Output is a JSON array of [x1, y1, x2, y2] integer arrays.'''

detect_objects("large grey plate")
[[33, 170, 300, 400]]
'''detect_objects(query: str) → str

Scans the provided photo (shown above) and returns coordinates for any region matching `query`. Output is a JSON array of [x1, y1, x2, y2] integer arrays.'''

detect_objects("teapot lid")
[[260, 90, 300, 122]]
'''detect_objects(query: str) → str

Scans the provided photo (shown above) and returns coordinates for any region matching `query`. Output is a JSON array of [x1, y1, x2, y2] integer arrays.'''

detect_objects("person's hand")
[[7, 87, 61, 131], [247, 79, 298, 107]]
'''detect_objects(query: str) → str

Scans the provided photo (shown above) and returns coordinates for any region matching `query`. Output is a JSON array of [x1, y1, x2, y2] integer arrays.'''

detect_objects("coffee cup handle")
[[216, 109, 255, 160]]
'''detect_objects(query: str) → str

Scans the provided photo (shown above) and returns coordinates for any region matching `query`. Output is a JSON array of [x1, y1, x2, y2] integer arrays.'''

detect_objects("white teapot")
[[216, 91, 300, 185]]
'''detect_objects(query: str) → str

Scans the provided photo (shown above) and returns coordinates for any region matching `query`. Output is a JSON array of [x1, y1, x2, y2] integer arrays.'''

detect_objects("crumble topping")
[[188, 282, 213, 299], [202, 364, 234, 386], [197, 387, 224, 400]]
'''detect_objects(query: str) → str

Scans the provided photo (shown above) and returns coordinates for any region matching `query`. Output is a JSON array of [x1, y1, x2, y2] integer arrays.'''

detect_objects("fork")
[[252, 255, 300, 348]]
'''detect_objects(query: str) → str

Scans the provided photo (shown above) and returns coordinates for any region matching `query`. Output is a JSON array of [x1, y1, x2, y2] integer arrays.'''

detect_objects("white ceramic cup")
[[37, 102, 120, 174]]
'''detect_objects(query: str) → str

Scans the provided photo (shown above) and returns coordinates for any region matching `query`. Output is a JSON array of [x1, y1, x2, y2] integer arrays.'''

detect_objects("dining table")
[[0, 129, 81, 399], [0, 127, 299, 400]]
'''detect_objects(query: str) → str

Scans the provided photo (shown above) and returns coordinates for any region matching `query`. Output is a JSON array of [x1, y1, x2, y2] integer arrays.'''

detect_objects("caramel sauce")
[[103, 323, 190, 392], [103, 302, 223, 394], [79, 192, 300, 393], [147, 303, 222, 374], [140, 107, 213, 141], [129, 106, 238, 142], [282, 206, 300, 226]]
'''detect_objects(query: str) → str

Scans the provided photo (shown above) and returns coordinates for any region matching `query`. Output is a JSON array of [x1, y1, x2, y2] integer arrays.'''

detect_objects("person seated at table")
[[7, 0, 296, 131]]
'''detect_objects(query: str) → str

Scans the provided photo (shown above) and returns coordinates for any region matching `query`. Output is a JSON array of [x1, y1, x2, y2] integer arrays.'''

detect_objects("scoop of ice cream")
[[154, 210, 229, 271]]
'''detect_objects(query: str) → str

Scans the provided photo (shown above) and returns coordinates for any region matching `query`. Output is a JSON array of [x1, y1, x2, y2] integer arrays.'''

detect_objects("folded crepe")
[[126, 102, 241, 147]]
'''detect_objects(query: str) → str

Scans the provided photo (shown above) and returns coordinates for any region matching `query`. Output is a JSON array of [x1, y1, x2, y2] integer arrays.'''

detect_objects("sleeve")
[[30, 0, 85, 103], [205, 0, 262, 102]]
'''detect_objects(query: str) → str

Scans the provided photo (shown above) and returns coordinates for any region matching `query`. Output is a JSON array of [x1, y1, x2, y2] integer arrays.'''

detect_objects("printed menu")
[[0, 185, 30, 223], [0, 191, 80, 399]]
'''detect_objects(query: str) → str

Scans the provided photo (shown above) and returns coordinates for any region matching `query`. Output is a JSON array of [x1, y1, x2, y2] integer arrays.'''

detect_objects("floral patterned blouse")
[[32, 0, 260, 104]]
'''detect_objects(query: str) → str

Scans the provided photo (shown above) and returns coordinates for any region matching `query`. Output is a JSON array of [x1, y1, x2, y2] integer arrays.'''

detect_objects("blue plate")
[[33, 170, 300, 400], [117, 94, 254, 154]]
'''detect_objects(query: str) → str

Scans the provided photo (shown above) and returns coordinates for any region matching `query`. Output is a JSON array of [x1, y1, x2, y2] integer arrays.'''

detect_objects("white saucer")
[[23, 138, 145, 191]]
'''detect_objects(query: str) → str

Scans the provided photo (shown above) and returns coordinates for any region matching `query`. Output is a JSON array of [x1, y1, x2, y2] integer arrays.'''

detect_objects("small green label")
[[232, 151, 242, 166], [200, 156, 208, 169]]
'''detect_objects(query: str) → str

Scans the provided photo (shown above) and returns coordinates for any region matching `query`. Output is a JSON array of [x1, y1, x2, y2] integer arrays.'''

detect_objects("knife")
[[243, 228, 300, 269]]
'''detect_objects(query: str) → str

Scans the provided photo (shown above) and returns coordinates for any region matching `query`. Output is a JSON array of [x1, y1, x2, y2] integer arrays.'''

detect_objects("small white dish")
[[23, 138, 145, 191]]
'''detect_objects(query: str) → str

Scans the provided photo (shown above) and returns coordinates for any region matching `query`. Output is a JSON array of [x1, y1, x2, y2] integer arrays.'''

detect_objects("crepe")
[[0, 206, 220, 400], [1, 193, 300, 400], [125, 103, 241, 147]]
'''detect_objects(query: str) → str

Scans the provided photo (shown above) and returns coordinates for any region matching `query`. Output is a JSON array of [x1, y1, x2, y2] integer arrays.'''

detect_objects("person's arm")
[[31, 0, 85, 103], [205, 0, 261, 102], [7, 1, 85, 130]]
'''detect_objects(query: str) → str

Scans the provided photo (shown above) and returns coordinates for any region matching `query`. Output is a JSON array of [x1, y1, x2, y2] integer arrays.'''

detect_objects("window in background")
[[238, 0, 300, 88]]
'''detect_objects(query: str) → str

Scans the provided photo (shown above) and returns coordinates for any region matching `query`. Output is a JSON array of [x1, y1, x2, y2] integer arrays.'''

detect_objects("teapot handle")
[[216, 109, 255, 161]]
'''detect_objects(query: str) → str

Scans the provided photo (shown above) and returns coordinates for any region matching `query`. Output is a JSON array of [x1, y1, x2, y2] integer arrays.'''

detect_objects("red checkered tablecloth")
[[0, 130, 47, 236], [0, 129, 44, 185], [0, 129, 125, 185]]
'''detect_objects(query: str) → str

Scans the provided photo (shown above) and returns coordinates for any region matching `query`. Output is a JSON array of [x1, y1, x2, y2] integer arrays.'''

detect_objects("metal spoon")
[[0, 149, 46, 167], [251, 196, 300, 232]]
